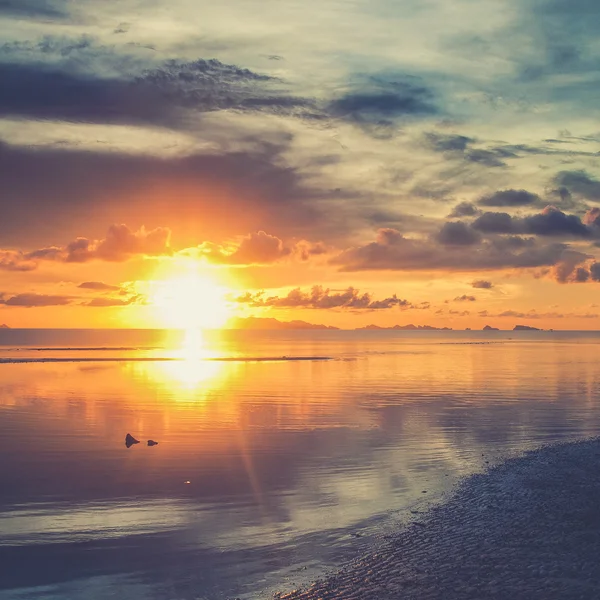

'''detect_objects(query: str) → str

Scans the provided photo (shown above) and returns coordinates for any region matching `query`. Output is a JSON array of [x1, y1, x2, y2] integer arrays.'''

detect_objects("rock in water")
[[147, 440, 159, 446], [125, 433, 140, 448]]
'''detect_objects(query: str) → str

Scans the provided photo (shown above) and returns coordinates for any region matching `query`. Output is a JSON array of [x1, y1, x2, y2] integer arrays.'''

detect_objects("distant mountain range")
[[357, 324, 452, 331], [227, 318, 545, 331], [228, 317, 339, 330]]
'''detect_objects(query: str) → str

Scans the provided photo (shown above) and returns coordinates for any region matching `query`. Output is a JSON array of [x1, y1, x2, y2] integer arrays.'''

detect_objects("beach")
[[280, 438, 600, 600]]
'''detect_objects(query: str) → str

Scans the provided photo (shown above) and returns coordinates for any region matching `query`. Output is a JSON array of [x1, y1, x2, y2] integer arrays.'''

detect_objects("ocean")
[[1, 329, 600, 599]]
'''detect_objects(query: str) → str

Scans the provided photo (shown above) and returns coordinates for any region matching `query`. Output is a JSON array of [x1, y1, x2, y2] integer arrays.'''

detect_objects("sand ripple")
[[276, 438, 600, 600]]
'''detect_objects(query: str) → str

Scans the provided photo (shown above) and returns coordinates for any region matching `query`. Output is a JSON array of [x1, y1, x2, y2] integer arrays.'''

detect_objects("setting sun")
[[150, 274, 231, 329]]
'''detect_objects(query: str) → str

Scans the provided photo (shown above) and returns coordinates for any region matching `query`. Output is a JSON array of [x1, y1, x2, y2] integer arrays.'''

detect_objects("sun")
[[150, 274, 231, 329]]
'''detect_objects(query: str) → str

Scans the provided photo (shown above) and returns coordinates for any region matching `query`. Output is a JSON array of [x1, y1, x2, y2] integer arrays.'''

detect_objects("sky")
[[1, 0, 600, 330]]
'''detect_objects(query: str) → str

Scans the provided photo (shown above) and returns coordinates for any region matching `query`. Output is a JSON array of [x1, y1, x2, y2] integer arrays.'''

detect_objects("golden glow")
[[149, 273, 231, 329], [160, 328, 224, 390]]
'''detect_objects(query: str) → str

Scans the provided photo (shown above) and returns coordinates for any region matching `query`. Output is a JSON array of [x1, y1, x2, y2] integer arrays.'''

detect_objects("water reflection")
[[1, 332, 600, 599]]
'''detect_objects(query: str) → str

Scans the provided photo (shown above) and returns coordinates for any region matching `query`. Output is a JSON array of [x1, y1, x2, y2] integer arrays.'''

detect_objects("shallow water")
[[1, 329, 600, 599]]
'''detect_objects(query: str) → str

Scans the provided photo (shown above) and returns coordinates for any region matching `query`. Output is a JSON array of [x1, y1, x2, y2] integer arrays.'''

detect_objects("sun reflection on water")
[[131, 328, 231, 395]]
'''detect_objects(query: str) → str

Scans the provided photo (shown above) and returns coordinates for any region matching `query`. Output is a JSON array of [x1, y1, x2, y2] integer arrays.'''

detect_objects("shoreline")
[[276, 437, 600, 600]]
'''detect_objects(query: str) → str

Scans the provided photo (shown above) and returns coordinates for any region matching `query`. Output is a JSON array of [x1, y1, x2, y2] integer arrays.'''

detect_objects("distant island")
[[228, 317, 339, 330], [513, 325, 541, 331], [483, 325, 500, 331], [0, 324, 9, 329], [356, 324, 452, 331]]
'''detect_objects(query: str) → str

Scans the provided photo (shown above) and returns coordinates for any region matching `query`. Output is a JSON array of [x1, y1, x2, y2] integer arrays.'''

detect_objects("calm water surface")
[[1, 329, 600, 599]]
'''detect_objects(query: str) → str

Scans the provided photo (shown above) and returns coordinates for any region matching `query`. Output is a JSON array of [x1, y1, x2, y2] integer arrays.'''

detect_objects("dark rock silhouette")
[[513, 325, 541, 331], [147, 440, 159, 446], [125, 433, 140, 448], [483, 325, 499, 331]]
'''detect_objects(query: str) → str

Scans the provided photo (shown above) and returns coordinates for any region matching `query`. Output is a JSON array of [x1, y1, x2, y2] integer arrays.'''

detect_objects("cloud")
[[198, 231, 291, 265], [472, 280, 493, 289], [0, 56, 312, 128], [0, 224, 172, 271], [425, 133, 473, 152], [435, 222, 481, 246], [574, 267, 590, 282], [471, 212, 515, 234], [82, 296, 138, 307], [235, 285, 411, 310], [564, 262, 600, 283], [478, 189, 540, 207], [328, 79, 437, 132], [54, 224, 171, 263], [425, 133, 509, 167], [0, 251, 37, 272], [78, 281, 121, 291], [0, 142, 332, 247], [331, 227, 587, 273], [472, 206, 595, 238], [583, 207, 600, 226], [454, 295, 476, 302], [0, 293, 72, 307], [0, 0, 67, 18], [447, 202, 481, 218], [555, 170, 600, 201], [196, 232, 330, 266]]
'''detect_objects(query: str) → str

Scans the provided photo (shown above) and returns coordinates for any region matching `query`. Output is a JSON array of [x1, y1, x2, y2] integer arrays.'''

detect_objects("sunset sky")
[[1, 0, 600, 329]]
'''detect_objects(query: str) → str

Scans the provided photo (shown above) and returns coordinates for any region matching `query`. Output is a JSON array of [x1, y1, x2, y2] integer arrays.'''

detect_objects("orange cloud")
[[0, 224, 172, 271], [235, 285, 412, 310], [195, 231, 328, 266]]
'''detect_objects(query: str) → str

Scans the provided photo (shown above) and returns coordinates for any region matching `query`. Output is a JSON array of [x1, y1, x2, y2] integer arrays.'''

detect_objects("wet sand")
[[277, 438, 600, 600]]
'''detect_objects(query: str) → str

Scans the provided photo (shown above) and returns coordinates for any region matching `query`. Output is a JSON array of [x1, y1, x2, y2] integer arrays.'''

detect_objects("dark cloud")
[[0, 142, 331, 246], [454, 295, 476, 302], [425, 133, 507, 167], [0, 0, 66, 18], [567, 262, 600, 283], [525, 206, 590, 236], [478, 189, 540, 207], [552, 250, 593, 283], [78, 281, 121, 291], [472, 212, 515, 234], [435, 221, 481, 246], [463, 149, 506, 168], [472, 280, 493, 289], [447, 202, 481, 218], [329, 79, 437, 127], [235, 286, 411, 310], [0, 293, 72, 307], [472, 206, 595, 238], [554, 170, 600, 201], [0, 57, 307, 128], [425, 133, 472, 152], [331, 228, 584, 273]]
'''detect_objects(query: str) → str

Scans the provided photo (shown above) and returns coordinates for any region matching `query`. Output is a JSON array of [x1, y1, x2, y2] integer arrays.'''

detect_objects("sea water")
[[1, 329, 599, 599]]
